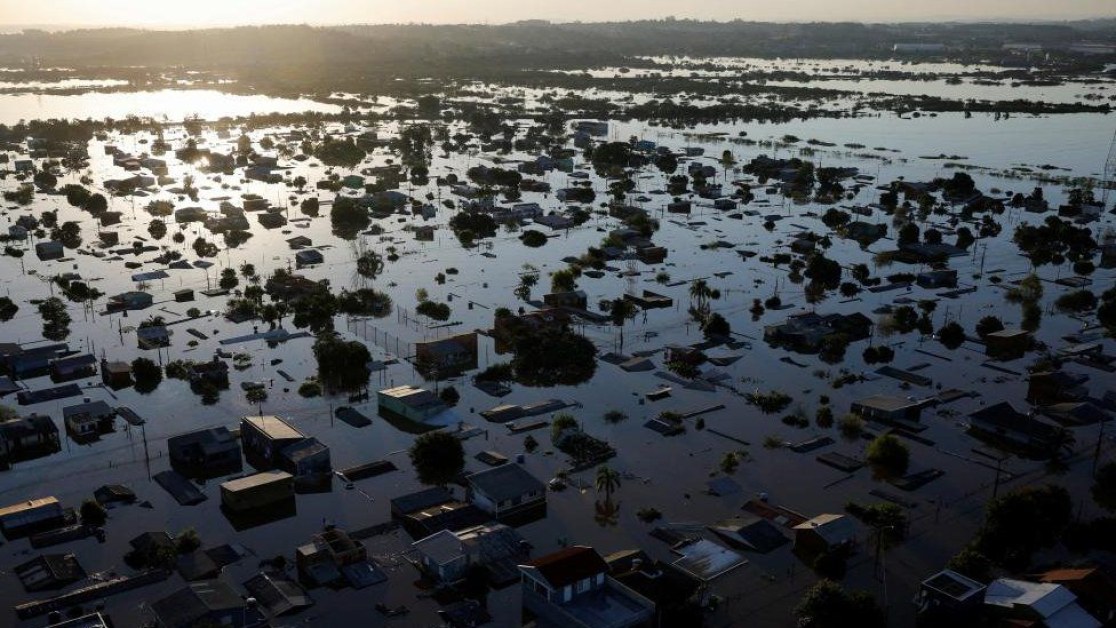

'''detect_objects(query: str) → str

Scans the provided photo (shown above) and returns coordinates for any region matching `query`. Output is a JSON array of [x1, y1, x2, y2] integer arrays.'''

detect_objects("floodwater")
[[0, 69, 1114, 626], [0, 89, 341, 124]]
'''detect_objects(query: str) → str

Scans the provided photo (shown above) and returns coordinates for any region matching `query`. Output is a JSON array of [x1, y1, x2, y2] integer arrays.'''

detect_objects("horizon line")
[[3, 15, 1116, 33]]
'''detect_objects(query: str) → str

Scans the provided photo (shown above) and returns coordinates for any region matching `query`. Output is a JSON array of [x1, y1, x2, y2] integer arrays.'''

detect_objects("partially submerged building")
[[519, 546, 656, 628]]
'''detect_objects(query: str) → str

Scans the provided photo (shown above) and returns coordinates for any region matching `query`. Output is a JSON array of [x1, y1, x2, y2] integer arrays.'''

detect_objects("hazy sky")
[[1, 0, 1114, 28]]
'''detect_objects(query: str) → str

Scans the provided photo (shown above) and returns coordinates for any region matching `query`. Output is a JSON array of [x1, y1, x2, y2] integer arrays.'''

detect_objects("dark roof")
[[62, 400, 114, 419], [281, 437, 329, 463], [15, 553, 85, 591], [466, 463, 544, 503], [390, 486, 454, 515], [525, 546, 609, 589], [150, 580, 245, 628], [969, 401, 1063, 439], [243, 572, 312, 616]]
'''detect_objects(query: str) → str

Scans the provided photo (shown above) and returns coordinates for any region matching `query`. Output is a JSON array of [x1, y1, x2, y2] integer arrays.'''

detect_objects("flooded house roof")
[[242, 415, 303, 441], [523, 545, 609, 589], [466, 463, 544, 503]]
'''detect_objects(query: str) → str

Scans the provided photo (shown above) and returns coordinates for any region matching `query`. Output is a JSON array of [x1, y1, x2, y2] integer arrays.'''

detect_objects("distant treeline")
[[0, 20, 1113, 95]]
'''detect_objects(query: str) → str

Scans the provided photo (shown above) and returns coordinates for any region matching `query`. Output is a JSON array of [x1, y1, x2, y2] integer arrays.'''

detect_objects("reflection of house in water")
[[414, 332, 479, 376]]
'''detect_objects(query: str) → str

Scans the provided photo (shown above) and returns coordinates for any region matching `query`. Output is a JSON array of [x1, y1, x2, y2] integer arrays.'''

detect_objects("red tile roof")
[[526, 546, 608, 589]]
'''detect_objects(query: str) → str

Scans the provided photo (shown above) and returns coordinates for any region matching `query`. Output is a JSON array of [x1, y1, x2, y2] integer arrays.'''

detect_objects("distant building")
[[893, 43, 947, 53]]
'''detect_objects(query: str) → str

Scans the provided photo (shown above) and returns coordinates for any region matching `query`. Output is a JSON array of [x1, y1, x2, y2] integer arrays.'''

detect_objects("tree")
[[794, 580, 886, 628], [897, 222, 920, 247], [937, 321, 966, 350], [550, 268, 578, 293], [1093, 462, 1116, 512], [948, 547, 993, 583], [131, 357, 163, 394], [702, 312, 731, 340], [312, 333, 370, 393], [511, 328, 597, 387], [865, 434, 909, 479], [595, 465, 622, 502], [975, 315, 1004, 340], [38, 297, 71, 341], [218, 268, 239, 291], [975, 484, 1071, 570], [0, 297, 18, 322], [356, 250, 384, 281], [408, 431, 465, 486]]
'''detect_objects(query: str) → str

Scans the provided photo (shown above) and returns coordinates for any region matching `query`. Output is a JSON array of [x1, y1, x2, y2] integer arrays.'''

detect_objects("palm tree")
[[689, 279, 714, 321], [595, 465, 622, 502]]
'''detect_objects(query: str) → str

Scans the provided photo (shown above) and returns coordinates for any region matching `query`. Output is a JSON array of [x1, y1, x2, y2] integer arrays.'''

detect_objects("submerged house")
[[0, 414, 61, 464], [62, 400, 115, 440], [465, 463, 546, 523], [414, 333, 479, 375], [240, 415, 306, 469], [793, 514, 857, 556], [764, 312, 873, 353], [519, 546, 656, 628], [108, 291, 154, 312], [412, 522, 529, 586], [851, 395, 926, 424], [968, 402, 1068, 454], [150, 579, 263, 628], [49, 354, 97, 382], [377, 386, 446, 424], [167, 427, 242, 477]]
